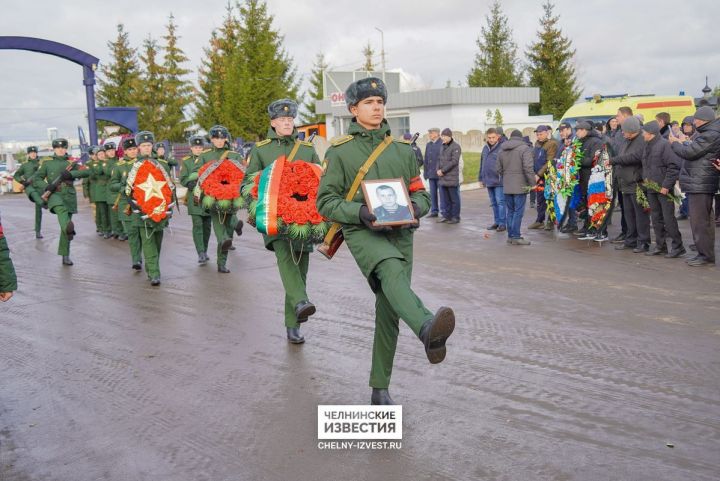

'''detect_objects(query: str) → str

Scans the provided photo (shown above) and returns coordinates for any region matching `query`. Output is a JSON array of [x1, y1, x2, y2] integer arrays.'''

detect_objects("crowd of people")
[[472, 106, 720, 266]]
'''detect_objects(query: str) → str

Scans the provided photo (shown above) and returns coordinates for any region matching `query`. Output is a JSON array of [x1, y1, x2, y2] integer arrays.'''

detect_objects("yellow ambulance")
[[560, 94, 696, 127]]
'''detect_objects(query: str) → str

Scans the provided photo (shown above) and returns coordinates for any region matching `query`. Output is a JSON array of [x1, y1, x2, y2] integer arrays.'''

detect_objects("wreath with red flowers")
[[193, 158, 245, 212], [242, 158, 330, 243], [127, 160, 174, 223]]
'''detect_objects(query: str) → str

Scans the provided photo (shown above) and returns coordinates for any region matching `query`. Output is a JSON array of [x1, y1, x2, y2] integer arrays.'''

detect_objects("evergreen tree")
[[361, 42, 375, 72], [136, 36, 166, 134], [160, 13, 193, 141], [223, 0, 298, 141], [300, 52, 328, 125], [97, 24, 140, 107], [467, 1, 523, 87], [526, 1, 581, 119], [195, 3, 240, 129]]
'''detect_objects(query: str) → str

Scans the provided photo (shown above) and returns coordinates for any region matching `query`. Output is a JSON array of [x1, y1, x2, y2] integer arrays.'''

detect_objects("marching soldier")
[[244, 99, 319, 344], [82, 146, 97, 209], [104, 142, 126, 240], [180, 135, 212, 265], [110, 138, 143, 270], [111, 132, 172, 286], [35, 138, 90, 266], [317, 77, 455, 405], [13, 146, 44, 238], [198, 125, 244, 273], [93, 147, 112, 238], [0, 210, 17, 302]]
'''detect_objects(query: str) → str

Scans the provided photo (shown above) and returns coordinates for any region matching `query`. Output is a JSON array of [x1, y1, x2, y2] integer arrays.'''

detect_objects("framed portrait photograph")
[[361, 178, 418, 227]]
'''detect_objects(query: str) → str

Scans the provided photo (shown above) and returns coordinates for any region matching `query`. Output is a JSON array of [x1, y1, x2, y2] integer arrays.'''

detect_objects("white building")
[[315, 71, 553, 140]]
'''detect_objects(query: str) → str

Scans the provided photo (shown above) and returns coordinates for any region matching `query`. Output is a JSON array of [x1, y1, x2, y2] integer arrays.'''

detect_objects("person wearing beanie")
[[569, 119, 605, 239], [528, 125, 558, 230], [317, 76, 455, 405], [403, 132, 423, 167], [13, 145, 45, 238], [669, 107, 720, 266], [243, 98, 320, 344], [423, 127, 443, 217], [610, 116, 651, 252], [497, 129, 535, 245], [437, 128, 462, 223]]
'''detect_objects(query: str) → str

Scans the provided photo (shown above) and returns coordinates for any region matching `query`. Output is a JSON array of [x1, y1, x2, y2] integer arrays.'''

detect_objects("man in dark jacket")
[[529, 125, 558, 230], [655, 112, 672, 140], [676, 116, 699, 220], [669, 106, 720, 266], [573, 120, 605, 237], [639, 121, 684, 257], [403, 132, 423, 167], [423, 127, 443, 217], [497, 130, 535, 245], [610, 116, 651, 252], [479, 127, 506, 231], [437, 128, 461, 224]]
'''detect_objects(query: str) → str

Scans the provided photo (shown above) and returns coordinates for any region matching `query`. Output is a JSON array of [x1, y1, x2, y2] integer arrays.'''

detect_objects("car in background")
[[560, 94, 696, 128]]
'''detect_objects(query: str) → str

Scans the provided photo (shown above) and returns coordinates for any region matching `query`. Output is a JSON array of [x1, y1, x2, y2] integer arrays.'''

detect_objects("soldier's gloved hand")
[[399, 202, 421, 230], [359, 205, 391, 232], [44, 184, 57, 193], [60, 170, 73, 181], [188, 172, 199, 182], [22, 180, 32, 187], [186, 181, 196, 190]]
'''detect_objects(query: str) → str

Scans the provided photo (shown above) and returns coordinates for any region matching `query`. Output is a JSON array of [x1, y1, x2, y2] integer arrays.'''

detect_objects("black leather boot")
[[234, 220, 244, 236], [150, 277, 161, 286], [218, 265, 230, 273], [220, 238, 233, 253], [66, 220, 75, 241], [371, 388, 395, 405], [62, 256, 73, 266], [419, 307, 456, 364], [287, 327, 305, 344], [295, 300, 316, 323]]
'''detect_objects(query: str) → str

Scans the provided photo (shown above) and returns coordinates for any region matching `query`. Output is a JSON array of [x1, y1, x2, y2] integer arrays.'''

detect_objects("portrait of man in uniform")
[[362, 179, 417, 226]]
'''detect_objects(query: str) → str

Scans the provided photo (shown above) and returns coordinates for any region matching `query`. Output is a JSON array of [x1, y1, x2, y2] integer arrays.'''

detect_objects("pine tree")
[[160, 13, 193, 141], [361, 42, 375, 72], [300, 52, 328, 125], [467, 1, 523, 87], [97, 24, 139, 107], [136, 36, 166, 134], [195, 3, 240, 129], [223, 0, 298, 141], [525, 1, 581, 119]]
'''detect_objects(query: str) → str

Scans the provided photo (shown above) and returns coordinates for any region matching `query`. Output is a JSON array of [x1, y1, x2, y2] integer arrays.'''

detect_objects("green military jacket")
[[89, 157, 110, 202], [0, 212, 17, 293], [110, 156, 172, 226], [104, 156, 121, 204], [244, 128, 320, 251], [179, 152, 210, 217], [35, 154, 90, 214], [13, 158, 43, 197], [316, 120, 430, 278]]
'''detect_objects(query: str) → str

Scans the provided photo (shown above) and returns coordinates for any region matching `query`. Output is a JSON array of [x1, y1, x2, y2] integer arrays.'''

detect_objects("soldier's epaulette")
[[182, 155, 190, 161], [330, 135, 353, 147], [256, 139, 272, 148], [39, 157, 52, 163], [299, 140, 313, 147], [395, 137, 411, 144]]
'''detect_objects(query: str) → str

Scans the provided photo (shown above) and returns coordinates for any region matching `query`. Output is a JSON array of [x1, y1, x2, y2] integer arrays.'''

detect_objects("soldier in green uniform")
[[13, 146, 44, 238], [317, 78, 456, 405], [104, 142, 125, 240], [0, 211, 17, 302], [112, 132, 172, 286], [82, 146, 96, 211], [93, 147, 112, 238], [180, 135, 212, 265], [198, 125, 244, 273], [110, 138, 143, 269], [35, 138, 90, 266], [244, 99, 320, 344]]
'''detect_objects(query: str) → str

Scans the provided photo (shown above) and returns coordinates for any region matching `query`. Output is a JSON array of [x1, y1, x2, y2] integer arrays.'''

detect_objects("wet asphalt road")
[[0, 190, 718, 481]]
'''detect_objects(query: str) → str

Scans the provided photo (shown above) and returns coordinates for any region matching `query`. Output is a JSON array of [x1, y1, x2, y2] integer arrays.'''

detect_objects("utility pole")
[[375, 27, 386, 74]]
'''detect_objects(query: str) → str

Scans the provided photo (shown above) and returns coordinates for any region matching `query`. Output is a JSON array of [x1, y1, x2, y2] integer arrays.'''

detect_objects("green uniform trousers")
[[122, 220, 142, 264], [94, 202, 110, 234], [210, 210, 237, 268], [50, 206, 72, 257], [272, 240, 310, 328], [191, 214, 212, 255], [369, 257, 434, 389], [109, 207, 123, 236], [137, 225, 163, 278], [26, 190, 43, 234]]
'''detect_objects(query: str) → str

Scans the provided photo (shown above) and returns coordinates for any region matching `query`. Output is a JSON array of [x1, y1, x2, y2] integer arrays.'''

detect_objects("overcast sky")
[[0, 0, 717, 143]]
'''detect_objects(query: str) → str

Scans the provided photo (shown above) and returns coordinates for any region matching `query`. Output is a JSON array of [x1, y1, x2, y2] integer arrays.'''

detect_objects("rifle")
[[41, 162, 74, 202]]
